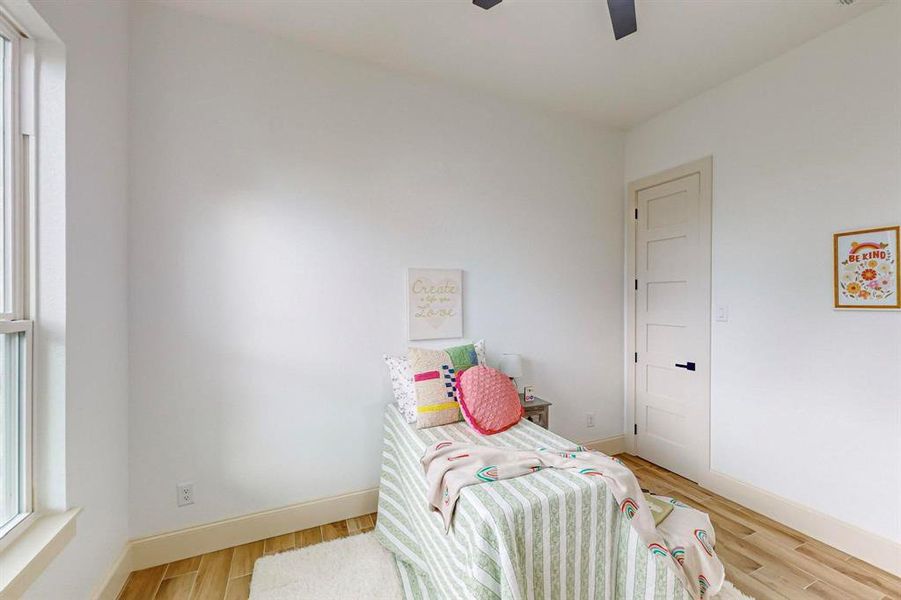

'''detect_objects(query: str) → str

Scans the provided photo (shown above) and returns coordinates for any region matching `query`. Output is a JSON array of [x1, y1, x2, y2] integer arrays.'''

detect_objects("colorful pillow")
[[384, 340, 487, 423], [383, 354, 416, 423], [408, 347, 463, 429], [445, 343, 479, 373], [457, 365, 523, 435]]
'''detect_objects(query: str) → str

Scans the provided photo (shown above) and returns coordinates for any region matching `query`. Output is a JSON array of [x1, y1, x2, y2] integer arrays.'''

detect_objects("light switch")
[[715, 305, 729, 322]]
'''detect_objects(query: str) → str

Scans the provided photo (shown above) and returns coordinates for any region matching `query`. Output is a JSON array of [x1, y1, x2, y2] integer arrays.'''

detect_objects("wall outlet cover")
[[177, 482, 194, 507]]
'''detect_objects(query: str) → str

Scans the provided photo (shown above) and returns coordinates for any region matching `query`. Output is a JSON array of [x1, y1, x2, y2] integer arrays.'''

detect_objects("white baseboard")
[[91, 545, 132, 600], [130, 488, 379, 570], [93, 488, 379, 599], [700, 469, 901, 577], [582, 434, 626, 456]]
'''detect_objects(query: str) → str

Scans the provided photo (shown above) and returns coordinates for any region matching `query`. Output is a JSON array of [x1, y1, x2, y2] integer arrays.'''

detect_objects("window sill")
[[0, 512, 36, 550], [0, 508, 80, 599]]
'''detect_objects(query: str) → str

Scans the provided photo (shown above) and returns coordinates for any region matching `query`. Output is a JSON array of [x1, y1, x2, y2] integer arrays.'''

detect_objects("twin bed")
[[375, 405, 697, 600]]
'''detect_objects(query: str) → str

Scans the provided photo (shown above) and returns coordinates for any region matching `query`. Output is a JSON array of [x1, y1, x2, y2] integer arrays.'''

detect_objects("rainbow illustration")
[[476, 466, 498, 482], [620, 498, 639, 519], [698, 575, 710, 598], [558, 452, 578, 459], [611, 457, 625, 466], [578, 468, 605, 477], [447, 453, 469, 462], [850, 242, 882, 253], [694, 529, 714, 556], [671, 547, 686, 565], [648, 543, 669, 558], [435, 441, 453, 450], [668, 498, 688, 508], [529, 465, 542, 473]]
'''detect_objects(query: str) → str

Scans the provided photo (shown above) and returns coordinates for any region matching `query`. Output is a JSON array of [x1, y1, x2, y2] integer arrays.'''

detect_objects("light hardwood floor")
[[118, 455, 901, 600], [117, 514, 376, 600]]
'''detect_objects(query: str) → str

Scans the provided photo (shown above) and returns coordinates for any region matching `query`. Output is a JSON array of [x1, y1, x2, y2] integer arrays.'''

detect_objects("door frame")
[[624, 156, 713, 480]]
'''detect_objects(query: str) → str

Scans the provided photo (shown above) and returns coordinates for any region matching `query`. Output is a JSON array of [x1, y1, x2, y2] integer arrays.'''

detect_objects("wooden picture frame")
[[833, 226, 899, 309]]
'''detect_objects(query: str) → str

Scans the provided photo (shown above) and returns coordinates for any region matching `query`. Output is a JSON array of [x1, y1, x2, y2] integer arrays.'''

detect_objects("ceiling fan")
[[473, 0, 638, 41]]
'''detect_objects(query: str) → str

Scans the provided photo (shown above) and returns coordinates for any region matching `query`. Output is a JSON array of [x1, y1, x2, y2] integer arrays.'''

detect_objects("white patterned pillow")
[[473, 340, 488, 368], [384, 340, 487, 423], [383, 354, 417, 423]]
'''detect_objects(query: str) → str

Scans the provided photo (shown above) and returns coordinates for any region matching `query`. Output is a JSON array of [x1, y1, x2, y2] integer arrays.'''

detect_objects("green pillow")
[[444, 343, 479, 374]]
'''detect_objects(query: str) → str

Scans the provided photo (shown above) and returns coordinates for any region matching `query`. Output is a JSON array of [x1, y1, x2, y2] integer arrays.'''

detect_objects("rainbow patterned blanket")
[[421, 442, 723, 599], [375, 405, 721, 599]]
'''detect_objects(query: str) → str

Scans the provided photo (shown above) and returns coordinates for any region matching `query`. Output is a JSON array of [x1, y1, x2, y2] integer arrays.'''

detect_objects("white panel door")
[[634, 168, 710, 482]]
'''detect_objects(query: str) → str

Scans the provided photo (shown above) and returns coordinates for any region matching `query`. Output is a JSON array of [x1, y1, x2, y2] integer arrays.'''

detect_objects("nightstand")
[[520, 394, 552, 429]]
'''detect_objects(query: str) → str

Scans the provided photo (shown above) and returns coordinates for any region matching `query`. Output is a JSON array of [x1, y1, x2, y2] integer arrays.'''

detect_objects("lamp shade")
[[498, 353, 523, 379]]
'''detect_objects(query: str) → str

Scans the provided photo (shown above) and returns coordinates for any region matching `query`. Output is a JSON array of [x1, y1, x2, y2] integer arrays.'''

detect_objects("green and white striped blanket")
[[375, 405, 695, 600]]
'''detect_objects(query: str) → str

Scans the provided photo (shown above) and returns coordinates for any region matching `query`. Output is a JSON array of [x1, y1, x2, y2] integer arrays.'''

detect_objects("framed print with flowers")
[[833, 226, 899, 309]]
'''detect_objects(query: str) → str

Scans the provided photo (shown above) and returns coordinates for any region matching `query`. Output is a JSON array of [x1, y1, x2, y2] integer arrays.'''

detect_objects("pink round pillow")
[[457, 365, 523, 435]]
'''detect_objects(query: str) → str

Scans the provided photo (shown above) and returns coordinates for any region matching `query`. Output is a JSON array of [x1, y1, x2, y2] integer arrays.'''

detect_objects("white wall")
[[625, 3, 901, 542], [127, 3, 624, 538], [24, 1, 131, 597]]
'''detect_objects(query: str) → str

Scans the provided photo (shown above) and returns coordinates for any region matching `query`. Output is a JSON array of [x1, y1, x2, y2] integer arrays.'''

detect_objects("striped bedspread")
[[375, 405, 694, 600]]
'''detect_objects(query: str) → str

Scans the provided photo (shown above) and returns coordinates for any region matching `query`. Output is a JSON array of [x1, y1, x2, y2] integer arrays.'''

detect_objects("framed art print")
[[407, 268, 463, 340], [833, 226, 899, 309]]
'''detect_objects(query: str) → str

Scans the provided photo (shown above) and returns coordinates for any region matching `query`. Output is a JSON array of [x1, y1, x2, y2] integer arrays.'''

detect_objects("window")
[[0, 14, 31, 541]]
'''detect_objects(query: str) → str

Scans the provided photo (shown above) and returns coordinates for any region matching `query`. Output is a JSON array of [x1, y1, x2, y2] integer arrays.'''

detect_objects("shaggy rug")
[[249, 532, 754, 599]]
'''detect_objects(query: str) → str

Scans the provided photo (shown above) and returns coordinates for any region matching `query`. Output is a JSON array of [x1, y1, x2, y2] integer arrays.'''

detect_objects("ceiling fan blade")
[[473, 0, 503, 9], [607, 0, 637, 40]]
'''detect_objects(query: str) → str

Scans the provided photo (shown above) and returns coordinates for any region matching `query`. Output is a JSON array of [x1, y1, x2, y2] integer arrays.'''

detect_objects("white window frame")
[[0, 320, 32, 543], [0, 10, 34, 548]]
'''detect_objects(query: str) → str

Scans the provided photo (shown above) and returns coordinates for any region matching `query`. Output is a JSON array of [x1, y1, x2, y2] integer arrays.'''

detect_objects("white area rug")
[[250, 533, 403, 600], [250, 532, 753, 599]]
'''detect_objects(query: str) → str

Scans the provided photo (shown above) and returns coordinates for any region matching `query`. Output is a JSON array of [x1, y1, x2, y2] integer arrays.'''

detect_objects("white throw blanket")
[[422, 441, 724, 600]]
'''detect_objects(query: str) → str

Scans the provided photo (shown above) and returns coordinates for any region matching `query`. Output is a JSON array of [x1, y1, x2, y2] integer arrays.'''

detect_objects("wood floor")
[[619, 454, 900, 600], [117, 514, 376, 600], [118, 455, 901, 600]]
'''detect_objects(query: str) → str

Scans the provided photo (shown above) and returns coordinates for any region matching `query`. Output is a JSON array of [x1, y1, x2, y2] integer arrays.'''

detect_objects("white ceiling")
[[161, 0, 882, 129]]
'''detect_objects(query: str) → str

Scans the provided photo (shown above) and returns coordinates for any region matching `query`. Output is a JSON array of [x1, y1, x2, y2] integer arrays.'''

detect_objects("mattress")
[[375, 405, 694, 600]]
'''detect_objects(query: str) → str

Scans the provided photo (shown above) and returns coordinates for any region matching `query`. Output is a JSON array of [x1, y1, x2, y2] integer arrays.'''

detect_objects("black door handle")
[[675, 362, 696, 371]]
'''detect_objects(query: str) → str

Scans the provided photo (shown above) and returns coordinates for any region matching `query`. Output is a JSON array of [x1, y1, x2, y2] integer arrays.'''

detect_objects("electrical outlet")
[[586, 413, 595, 428], [177, 482, 194, 507]]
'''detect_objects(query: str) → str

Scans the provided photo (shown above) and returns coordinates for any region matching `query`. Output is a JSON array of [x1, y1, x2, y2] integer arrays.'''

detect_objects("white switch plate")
[[715, 305, 729, 322], [586, 413, 595, 428]]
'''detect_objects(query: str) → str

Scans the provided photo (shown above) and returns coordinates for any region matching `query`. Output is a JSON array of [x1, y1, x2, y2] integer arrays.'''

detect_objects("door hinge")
[[634, 423, 638, 435], [634, 352, 638, 363], [634, 279, 638, 291], [634, 207, 638, 219]]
